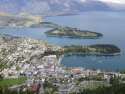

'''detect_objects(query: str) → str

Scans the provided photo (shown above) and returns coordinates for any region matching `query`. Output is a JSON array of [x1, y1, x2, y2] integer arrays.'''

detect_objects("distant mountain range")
[[0, 0, 125, 16]]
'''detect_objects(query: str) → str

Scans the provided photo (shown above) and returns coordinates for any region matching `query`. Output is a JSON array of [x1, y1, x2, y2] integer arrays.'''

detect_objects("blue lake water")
[[0, 11, 125, 71]]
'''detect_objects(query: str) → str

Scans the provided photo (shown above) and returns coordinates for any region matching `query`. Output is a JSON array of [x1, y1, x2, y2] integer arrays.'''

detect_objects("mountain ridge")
[[0, 0, 124, 16]]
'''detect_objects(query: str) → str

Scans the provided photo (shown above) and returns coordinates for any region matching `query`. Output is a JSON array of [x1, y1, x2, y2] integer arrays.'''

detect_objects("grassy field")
[[79, 81, 110, 89], [0, 77, 27, 87]]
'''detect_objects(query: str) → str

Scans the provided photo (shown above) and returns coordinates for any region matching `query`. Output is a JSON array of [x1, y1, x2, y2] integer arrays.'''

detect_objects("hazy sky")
[[80, 0, 125, 4], [98, 0, 125, 4]]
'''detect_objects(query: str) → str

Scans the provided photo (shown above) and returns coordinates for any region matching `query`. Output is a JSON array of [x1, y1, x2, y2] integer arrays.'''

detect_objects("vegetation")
[[0, 77, 27, 94], [64, 44, 121, 55], [43, 79, 58, 94], [0, 77, 27, 88], [71, 76, 125, 94], [44, 44, 120, 57], [45, 27, 103, 39], [77, 84, 125, 94], [0, 88, 33, 94]]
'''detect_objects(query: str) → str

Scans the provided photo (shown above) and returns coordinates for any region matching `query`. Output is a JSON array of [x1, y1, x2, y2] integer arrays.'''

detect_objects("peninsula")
[[45, 27, 103, 39], [63, 44, 121, 55]]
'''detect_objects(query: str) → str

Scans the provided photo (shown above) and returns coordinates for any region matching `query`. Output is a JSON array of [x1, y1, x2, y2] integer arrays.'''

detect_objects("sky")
[[98, 0, 125, 4], [80, 0, 125, 4]]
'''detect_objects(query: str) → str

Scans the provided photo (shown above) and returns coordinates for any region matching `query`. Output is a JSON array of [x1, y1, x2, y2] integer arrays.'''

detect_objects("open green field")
[[0, 77, 27, 87]]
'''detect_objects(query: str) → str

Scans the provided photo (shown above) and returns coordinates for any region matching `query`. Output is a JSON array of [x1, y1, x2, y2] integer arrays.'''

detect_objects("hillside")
[[0, 13, 42, 27], [0, 0, 125, 16]]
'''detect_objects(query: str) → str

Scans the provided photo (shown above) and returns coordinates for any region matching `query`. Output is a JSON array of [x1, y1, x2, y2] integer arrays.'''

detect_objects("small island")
[[45, 27, 103, 39]]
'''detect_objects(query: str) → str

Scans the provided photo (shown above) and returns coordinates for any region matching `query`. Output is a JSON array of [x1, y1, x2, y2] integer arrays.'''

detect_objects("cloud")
[[80, 0, 86, 2], [0, 0, 21, 13], [98, 0, 125, 4]]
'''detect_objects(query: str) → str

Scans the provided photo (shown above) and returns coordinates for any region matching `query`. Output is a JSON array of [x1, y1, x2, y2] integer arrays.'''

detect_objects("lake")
[[0, 11, 125, 71]]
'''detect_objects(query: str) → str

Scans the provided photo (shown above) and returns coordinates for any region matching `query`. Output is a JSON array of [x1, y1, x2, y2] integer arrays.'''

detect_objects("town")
[[0, 34, 125, 94]]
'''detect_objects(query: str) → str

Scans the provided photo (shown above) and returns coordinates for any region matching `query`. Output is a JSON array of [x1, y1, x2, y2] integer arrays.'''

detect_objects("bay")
[[0, 11, 125, 71]]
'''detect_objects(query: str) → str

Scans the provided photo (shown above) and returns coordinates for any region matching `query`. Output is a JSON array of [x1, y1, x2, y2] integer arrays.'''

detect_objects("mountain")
[[0, 0, 124, 16]]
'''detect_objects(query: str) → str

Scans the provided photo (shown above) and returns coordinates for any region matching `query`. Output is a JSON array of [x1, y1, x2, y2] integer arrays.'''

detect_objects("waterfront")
[[0, 11, 125, 71]]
